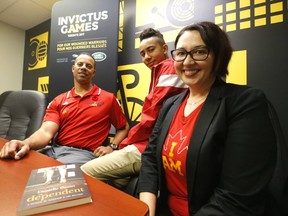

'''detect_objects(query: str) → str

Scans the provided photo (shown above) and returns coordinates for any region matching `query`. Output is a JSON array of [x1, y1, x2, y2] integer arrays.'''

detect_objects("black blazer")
[[138, 79, 276, 216]]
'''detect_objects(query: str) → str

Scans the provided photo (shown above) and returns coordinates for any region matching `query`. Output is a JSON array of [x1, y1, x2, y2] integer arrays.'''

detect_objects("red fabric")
[[43, 84, 127, 151], [119, 58, 187, 152], [162, 96, 203, 216]]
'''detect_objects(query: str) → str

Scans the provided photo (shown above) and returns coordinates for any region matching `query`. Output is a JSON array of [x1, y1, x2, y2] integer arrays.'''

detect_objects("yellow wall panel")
[[226, 13, 236, 22], [226, 1, 236, 11], [28, 32, 49, 71], [240, 21, 251, 29], [254, 6, 266, 16], [271, 14, 283, 24], [255, 17, 266, 26], [226, 23, 237, 32], [254, 0, 265, 4], [215, 5, 223, 14], [240, 9, 251, 19], [240, 0, 251, 8], [38, 76, 49, 94], [227, 50, 247, 85], [270, 2, 283, 13], [215, 15, 223, 24]]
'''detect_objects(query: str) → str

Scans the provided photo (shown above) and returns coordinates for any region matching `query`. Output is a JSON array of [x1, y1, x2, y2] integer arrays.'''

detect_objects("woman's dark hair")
[[174, 21, 233, 78]]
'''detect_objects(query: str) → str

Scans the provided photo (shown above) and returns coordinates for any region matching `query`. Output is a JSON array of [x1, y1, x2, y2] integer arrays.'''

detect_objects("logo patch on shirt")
[[62, 108, 68, 114], [89, 101, 104, 107]]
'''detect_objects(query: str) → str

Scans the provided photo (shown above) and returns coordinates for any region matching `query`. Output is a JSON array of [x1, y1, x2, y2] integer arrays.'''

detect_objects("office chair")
[[123, 175, 139, 198], [265, 100, 288, 216], [0, 90, 47, 140]]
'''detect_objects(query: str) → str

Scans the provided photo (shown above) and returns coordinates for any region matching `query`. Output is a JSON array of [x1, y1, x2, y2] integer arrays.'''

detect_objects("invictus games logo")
[[28, 32, 49, 71], [58, 11, 108, 38]]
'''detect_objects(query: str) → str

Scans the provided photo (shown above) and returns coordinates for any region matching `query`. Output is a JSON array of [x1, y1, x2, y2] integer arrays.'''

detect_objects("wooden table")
[[0, 138, 149, 216]]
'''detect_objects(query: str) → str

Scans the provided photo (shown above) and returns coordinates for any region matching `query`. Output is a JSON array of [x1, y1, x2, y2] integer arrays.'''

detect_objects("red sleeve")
[[42, 95, 64, 125], [120, 59, 187, 151], [110, 96, 127, 129]]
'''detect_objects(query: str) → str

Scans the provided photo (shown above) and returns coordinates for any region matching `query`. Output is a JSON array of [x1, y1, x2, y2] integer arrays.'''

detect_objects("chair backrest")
[[0, 90, 47, 140], [265, 100, 288, 215]]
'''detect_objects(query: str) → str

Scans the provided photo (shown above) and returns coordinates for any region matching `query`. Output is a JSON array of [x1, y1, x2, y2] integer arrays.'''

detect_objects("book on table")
[[16, 164, 92, 216]]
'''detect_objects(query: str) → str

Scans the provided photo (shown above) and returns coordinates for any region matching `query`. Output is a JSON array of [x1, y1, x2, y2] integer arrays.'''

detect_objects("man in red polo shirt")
[[0, 52, 129, 165]]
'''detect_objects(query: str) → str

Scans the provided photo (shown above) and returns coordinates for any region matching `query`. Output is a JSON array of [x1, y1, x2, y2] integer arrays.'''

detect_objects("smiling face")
[[72, 54, 96, 85], [174, 30, 215, 91], [139, 36, 168, 69]]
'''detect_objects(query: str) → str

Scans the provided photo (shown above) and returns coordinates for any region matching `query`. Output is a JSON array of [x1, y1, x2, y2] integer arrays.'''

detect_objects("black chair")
[[124, 175, 139, 198], [265, 100, 288, 215], [0, 90, 47, 140]]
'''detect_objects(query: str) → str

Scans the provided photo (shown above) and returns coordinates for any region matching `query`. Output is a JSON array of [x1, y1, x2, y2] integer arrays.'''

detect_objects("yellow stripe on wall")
[[227, 50, 247, 85]]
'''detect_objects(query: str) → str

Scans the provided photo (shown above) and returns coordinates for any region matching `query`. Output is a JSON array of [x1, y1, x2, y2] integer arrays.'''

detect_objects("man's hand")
[[93, 146, 114, 157], [0, 140, 30, 160]]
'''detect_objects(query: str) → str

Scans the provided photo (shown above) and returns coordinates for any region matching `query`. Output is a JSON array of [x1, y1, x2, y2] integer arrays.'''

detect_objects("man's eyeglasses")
[[171, 46, 210, 62]]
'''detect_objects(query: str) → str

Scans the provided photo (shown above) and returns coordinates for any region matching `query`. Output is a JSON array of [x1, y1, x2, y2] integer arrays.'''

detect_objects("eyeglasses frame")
[[170, 46, 210, 62]]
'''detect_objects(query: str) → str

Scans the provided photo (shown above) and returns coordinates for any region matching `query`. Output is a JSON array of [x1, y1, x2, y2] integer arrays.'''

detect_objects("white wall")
[[0, 21, 25, 93]]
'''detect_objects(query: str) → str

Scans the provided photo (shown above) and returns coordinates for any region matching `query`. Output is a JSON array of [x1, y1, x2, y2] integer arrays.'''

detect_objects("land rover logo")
[[92, 52, 107, 62]]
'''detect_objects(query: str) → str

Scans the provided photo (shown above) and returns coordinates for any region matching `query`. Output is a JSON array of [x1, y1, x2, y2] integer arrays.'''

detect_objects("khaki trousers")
[[81, 145, 141, 188]]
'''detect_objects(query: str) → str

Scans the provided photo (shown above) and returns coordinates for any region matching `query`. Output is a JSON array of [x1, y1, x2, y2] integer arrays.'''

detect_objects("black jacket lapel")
[[186, 80, 225, 204]]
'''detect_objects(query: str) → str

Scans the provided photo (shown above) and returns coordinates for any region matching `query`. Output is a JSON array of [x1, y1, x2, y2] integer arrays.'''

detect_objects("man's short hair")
[[139, 28, 165, 45], [74, 52, 96, 69]]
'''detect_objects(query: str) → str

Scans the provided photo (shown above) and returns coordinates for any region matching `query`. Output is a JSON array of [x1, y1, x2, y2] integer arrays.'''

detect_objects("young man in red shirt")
[[81, 28, 187, 188]]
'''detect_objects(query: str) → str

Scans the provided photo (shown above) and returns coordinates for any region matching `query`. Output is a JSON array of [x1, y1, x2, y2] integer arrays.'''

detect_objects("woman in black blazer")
[[137, 22, 276, 216]]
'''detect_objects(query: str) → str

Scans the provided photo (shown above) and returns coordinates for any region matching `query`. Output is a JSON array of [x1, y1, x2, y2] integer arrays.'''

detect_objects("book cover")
[[17, 164, 92, 216]]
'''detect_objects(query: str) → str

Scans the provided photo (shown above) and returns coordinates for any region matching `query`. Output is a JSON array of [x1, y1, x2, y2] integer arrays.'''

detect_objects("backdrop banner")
[[48, 0, 119, 100]]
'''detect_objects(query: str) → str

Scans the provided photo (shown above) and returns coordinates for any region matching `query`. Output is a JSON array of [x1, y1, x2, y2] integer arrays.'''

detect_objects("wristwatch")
[[108, 143, 118, 150]]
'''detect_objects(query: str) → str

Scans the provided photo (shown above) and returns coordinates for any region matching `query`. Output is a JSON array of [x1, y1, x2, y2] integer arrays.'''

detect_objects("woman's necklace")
[[187, 97, 206, 106]]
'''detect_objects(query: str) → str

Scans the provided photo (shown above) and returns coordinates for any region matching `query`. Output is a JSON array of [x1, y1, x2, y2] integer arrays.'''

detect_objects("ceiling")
[[0, 0, 60, 30]]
